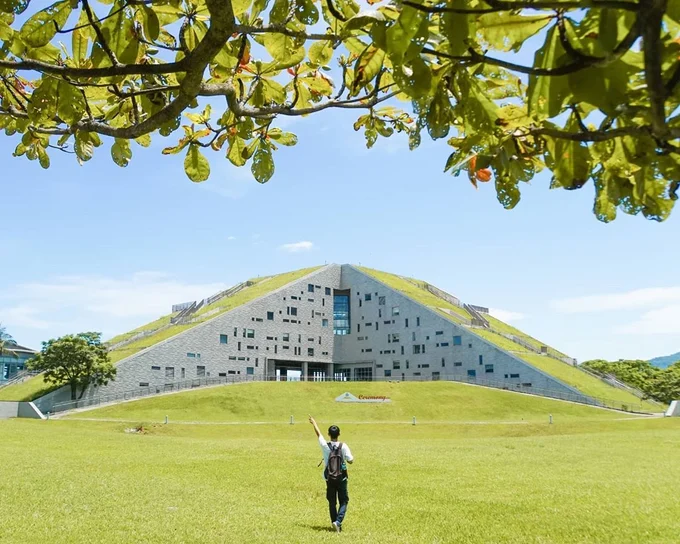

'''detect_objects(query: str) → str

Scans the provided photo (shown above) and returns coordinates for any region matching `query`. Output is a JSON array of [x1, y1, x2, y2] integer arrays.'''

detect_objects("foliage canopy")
[[28, 331, 116, 400], [0, 0, 678, 221]]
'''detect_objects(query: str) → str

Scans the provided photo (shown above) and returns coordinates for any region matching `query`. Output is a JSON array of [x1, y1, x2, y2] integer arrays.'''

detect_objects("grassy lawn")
[[0, 266, 321, 402], [63, 381, 626, 423], [1, 411, 678, 543]]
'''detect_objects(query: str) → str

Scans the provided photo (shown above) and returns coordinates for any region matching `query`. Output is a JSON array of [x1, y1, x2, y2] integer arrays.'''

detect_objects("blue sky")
[[1, 104, 678, 363]]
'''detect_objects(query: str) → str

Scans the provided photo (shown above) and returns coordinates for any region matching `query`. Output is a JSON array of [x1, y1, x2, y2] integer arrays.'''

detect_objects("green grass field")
[[1, 382, 678, 543]]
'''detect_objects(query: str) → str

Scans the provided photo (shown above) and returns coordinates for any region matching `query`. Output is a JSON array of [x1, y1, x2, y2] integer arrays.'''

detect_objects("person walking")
[[309, 415, 354, 533]]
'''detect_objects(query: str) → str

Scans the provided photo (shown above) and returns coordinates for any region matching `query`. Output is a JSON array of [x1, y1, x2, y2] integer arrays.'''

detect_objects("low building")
[[0, 342, 37, 382]]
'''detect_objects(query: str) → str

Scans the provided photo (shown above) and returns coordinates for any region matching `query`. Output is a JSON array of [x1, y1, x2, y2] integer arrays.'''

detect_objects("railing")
[[464, 304, 490, 328], [0, 369, 40, 389], [48, 371, 652, 415], [170, 281, 252, 325]]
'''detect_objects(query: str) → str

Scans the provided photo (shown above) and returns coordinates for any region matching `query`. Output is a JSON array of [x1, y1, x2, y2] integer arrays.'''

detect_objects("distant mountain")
[[649, 352, 680, 369]]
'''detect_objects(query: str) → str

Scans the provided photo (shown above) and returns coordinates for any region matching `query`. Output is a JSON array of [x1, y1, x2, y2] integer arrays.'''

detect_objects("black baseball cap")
[[328, 425, 340, 438]]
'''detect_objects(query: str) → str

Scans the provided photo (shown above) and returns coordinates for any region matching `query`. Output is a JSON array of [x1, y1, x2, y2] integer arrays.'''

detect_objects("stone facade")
[[63, 263, 584, 404]]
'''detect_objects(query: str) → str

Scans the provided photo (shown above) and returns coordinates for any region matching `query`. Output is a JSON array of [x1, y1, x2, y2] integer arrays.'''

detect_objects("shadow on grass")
[[297, 522, 333, 533]]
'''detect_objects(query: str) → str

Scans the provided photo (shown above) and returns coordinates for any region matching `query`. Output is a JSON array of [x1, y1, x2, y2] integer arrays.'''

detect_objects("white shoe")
[[332, 521, 341, 533]]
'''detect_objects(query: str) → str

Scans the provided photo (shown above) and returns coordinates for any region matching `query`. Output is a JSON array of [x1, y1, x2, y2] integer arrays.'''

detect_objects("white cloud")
[[0, 273, 228, 339], [489, 308, 525, 323], [227, 236, 236, 240], [552, 287, 680, 314], [616, 304, 680, 335], [279, 241, 314, 253]]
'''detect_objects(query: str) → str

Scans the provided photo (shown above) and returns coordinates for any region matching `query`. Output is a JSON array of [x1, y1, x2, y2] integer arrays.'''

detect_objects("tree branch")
[[666, 61, 680, 98], [83, 0, 120, 66], [640, 0, 669, 138]]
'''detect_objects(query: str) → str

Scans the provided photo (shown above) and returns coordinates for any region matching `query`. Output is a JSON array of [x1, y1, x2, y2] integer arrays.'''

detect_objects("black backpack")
[[327, 442, 344, 481]]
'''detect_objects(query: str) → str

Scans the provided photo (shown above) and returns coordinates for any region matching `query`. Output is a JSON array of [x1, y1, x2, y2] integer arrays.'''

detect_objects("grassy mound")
[[67, 381, 625, 423]]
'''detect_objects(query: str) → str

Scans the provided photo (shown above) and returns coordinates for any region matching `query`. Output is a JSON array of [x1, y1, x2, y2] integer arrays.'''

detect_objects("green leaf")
[[268, 128, 298, 146], [232, 0, 252, 16], [295, 0, 318, 25], [141, 5, 160, 42], [251, 142, 275, 183], [111, 138, 131, 167], [477, 13, 552, 53], [393, 55, 432, 98], [496, 105, 532, 130], [71, 9, 92, 66], [426, 85, 452, 139], [544, 117, 592, 190], [441, 13, 472, 57], [385, 5, 424, 64], [269, 0, 289, 24], [184, 144, 210, 182], [27, 77, 58, 123], [495, 174, 520, 209], [56, 81, 85, 125], [527, 26, 572, 120], [352, 45, 385, 93], [20, 0, 73, 48], [262, 33, 305, 64], [0, 0, 28, 15], [568, 60, 632, 116], [343, 10, 386, 32], [308, 40, 333, 66], [74, 131, 96, 164], [227, 136, 248, 167]]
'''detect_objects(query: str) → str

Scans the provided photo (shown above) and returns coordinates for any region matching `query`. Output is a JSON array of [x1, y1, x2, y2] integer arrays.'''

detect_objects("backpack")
[[327, 442, 345, 481]]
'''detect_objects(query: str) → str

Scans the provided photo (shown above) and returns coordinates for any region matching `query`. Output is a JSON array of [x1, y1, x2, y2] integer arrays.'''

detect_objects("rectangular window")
[[181, 368, 185, 378], [440, 342, 449, 347], [401, 346, 404, 355], [405, 318, 409, 328], [139, 382, 149, 387], [453, 336, 462, 346], [467, 369, 476, 377], [393, 361, 401, 370], [365, 293, 372, 301], [422, 344, 426, 354], [442, 358, 445, 367], [325, 287, 331, 296], [416, 317, 420, 326], [406, 360, 410, 369], [151, 365, 161, 371], [357, 323, 361, 333], [234, 327, 238, 337], [479, 355, 484, 365], [384, 369, 392, 377], [238, 342, 241, 351], [228, 370, 237, 375], [421, 364, 430, 368], [165, 367, 175, 378], [379, 296, 385, 305], [229, 356, 237, 360], [308, 348, 314, 357], [283, 333, 290, 342], [220, 334, 228, 344], [245, 329, 254, 338], [247, 367, 254, 375], [432, 372, 440, 381], [308, 283, 314, 292], [435, 331, 443, 336], [510, 373, 520, 378], [187, 353, 196, 358], [267, 311, 274, 320], [219, 372, 227, 377], [197, 366, 206, 377], [413, 345, 421, 354], [392, 306, 400, 316], [485, 364, 494, 373], [291, 307, 298, 316], [247, 345, 255, 350], [322, 318, 329, 327], [454, 361, 462, 367], [391, 333, 400, 343]]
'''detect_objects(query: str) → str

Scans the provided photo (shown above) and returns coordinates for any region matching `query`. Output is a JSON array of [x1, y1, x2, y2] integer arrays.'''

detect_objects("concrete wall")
[[665, 401, 680, 417], [334, 265, 585, 399], [0, 401, 45, 419], [82, 265, 342, 397]]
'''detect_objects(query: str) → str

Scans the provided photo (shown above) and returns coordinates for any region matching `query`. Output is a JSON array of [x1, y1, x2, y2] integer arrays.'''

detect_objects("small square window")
[[467, 369, 476, 377], [453, 336, 462, 346], [365, 293, 372, 301], [247, 367, 254, 375], [325, 287, 331, 296], [454, 361, 462, 367], [378, 296, 385, 305], [283, 333, 290, 342], [197, 366, 206, 377], [485, 364, 494, 373], [246, 329, 255, 339], [267, 311, 274, 320], [290, 307, 298, 316], [220, 334, 228, 344], [165, 367, 175, 378], [308, 348, 314, 357], [384, 369, 392, 377], [391, 333, 400, 343], [308, 284, 314, 293]]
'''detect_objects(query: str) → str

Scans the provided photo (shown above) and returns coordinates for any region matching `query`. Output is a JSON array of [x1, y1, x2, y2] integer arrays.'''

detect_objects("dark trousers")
[[326, 478, 349, 525]]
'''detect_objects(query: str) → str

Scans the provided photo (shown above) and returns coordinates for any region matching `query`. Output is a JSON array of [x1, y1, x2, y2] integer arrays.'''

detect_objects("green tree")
[[28, 332, 116, 400], [0, 323, 17, 358], [0, 0, 678, 221], [649, 362, 680, 404], [582, 358, 659, 394]]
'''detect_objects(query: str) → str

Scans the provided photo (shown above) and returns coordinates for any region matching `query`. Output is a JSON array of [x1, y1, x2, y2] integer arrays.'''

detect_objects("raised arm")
[[309, 415, 322, 439]]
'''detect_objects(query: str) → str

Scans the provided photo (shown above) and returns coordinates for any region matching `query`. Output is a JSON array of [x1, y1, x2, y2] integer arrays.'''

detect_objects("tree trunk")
[[78, 380, 89, 400], [70, 381, 77, 401]]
